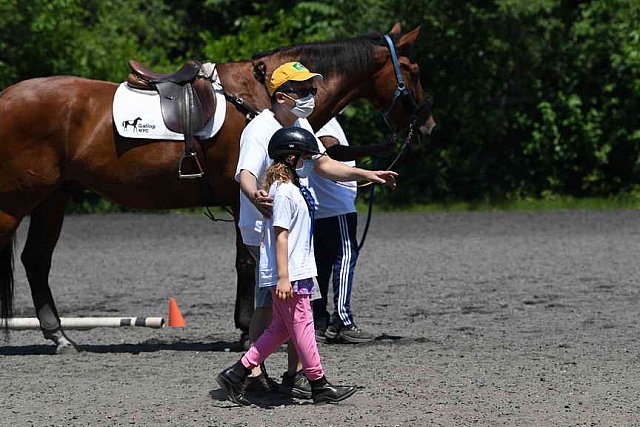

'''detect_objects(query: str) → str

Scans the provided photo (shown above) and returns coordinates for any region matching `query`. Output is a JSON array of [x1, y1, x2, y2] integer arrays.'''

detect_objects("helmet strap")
[[289, 153, 302, 187], [275, 154, 301, 187]]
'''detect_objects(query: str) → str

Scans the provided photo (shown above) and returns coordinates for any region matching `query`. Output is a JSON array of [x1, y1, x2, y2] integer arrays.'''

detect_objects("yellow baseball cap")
[[268, 62, 323, 96]]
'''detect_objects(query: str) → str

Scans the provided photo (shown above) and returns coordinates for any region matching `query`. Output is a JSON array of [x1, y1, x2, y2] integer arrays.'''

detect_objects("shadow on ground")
[[0, 340, 243, 356], [209, 388, 306, 409]]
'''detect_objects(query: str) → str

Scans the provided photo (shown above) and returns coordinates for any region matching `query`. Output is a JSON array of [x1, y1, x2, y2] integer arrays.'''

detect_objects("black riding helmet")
[[268, 127, 323, 161]]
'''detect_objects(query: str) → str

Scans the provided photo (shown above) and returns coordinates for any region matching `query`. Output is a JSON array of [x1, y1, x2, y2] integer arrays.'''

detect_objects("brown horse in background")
[[0, 24, 434, 353]]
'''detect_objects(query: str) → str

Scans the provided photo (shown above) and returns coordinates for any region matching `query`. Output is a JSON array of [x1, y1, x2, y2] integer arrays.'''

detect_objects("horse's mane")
[[252, 32, 400, 77]]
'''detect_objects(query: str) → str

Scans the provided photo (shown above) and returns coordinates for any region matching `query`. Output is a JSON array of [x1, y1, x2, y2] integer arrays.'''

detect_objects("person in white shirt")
[[234, 61, 397, 397], [309, 116, 393, 343], [218, 127, 358, 405]]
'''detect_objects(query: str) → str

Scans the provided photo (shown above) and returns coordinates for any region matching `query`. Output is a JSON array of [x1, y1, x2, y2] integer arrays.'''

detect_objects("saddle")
[[127, 60, 218, 178]]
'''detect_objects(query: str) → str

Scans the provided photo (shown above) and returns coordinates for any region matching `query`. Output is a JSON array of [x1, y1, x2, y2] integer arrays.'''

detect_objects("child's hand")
[[275, 279, 293, 300]]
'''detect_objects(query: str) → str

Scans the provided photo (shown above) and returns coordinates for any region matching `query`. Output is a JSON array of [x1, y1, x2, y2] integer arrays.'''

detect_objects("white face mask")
[[286, 94, 315, 118], [295, 159, 314, 178]]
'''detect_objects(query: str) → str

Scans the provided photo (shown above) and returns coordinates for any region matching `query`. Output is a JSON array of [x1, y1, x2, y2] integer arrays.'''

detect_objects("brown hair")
[[264, 161, 293, 192]]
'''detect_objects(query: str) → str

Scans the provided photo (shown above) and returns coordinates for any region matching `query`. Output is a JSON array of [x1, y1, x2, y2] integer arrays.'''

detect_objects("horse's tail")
[[0, 236, 15, 327]]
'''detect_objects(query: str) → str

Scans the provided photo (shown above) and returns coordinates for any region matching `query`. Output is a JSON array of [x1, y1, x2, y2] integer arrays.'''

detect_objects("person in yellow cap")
[[230, 61, 397, 401]]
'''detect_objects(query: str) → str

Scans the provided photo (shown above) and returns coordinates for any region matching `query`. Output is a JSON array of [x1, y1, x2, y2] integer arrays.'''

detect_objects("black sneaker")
[[280, 370, 312, 399], [339, 324, 375, 343], [324, 323, 341, 341]]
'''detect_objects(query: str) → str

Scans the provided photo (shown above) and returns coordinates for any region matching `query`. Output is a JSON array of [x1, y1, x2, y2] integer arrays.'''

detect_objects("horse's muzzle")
[[418, 116, 436, 142]]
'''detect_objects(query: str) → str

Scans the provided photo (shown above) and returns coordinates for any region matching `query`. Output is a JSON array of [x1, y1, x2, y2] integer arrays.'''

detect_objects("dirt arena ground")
[[2, 210, 640, 426]]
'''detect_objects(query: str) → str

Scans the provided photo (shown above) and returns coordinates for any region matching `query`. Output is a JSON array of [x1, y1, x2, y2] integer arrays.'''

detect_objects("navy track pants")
[[312, 212, 359, 327]]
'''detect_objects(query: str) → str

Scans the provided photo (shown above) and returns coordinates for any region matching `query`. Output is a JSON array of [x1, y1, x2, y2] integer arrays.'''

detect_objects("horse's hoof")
[[44, 329, 79, 354], [56, 342, 79, 354]]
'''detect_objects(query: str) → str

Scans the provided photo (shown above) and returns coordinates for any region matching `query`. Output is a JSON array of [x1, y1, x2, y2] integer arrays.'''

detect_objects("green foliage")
[[2, 0, 639, 209], [0, 0, 184, 86], [201, 2, 343, 61]]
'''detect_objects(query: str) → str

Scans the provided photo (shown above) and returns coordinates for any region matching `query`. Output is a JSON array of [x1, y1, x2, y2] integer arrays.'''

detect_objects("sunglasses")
[[281, 87, 318, 97]]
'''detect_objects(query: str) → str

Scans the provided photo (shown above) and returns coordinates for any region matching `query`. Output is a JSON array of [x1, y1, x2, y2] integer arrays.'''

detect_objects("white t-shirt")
[[308, 118, 357, 219], [234, 109, 324, 246], [259, 181, 317, 287]]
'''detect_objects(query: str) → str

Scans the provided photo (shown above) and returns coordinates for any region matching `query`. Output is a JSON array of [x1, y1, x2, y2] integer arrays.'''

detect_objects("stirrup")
[[178, 151, 204, 179]]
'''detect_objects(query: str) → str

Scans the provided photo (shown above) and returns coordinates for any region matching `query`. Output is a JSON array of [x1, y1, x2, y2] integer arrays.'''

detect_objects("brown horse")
[[0, 24, 434, 353]]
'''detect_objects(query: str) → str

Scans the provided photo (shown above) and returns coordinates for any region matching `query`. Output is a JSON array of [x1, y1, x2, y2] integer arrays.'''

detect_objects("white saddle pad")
[[113, 70, 226, 140]]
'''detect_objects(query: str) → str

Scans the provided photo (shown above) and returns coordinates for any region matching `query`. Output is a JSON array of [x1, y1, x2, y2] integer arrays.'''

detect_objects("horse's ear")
[[396, 26, 421, 51], [389, 22, 402, 34], [253, 61, 267, 84]]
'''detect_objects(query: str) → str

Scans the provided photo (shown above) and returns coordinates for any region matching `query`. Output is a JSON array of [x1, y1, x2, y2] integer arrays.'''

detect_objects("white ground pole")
[[0, 317, 165, 330]]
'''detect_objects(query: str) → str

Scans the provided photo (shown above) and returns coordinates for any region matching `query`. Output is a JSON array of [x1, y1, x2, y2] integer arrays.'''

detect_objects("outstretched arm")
[[313, 155, 397, 188]]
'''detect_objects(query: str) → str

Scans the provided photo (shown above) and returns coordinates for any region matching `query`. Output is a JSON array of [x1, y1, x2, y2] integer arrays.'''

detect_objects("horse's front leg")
[[233, 218, 255, 350], [21, 188, 77, 354]]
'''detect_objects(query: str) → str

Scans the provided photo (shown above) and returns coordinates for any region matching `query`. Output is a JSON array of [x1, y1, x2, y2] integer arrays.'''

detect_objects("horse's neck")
[[309, 73, 372, 131], [216, 61, 271, 111], [217, 49, 385, 130]]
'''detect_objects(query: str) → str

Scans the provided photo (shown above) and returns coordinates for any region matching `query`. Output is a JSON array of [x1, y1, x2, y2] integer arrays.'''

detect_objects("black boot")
[[216, 360, 251, 405], [310, 376, 357, 404]]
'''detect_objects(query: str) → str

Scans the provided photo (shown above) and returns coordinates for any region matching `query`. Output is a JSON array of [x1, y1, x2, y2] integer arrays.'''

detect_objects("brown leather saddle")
[[127, 60, 217, 178]]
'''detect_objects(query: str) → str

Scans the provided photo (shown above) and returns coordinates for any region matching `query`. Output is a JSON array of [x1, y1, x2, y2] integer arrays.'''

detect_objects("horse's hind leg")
[[0, 211, 23, 323], [20, 188, 77, 354]]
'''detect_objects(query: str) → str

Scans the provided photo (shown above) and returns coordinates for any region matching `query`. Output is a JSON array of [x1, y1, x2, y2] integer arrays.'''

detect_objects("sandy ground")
[[2, 210, 640, 426]]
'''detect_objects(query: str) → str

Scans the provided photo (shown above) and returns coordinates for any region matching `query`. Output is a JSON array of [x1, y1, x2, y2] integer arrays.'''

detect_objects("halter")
[[380, 35, 432, 136], [356, 34, 432, 188], [360, 34, 433, 180], [357, 35, 433, 250]]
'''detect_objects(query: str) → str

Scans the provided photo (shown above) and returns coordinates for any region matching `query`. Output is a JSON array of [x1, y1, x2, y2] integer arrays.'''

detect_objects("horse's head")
[[370, 24, 435, 142], [248, 26, 435, 140]]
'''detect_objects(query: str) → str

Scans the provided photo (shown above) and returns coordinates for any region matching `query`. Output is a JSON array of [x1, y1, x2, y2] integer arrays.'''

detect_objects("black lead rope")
[[357, 157, 380, 251], [357, 33, 428, 250], [357, 123, 416, 251]]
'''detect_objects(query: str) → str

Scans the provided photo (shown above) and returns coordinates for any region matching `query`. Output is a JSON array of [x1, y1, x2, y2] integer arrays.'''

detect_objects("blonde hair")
[[264, 161, 293, 192]]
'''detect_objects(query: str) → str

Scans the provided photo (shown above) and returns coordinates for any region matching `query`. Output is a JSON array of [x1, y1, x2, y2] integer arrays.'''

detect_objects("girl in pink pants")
[[216, 127, 358, 405]]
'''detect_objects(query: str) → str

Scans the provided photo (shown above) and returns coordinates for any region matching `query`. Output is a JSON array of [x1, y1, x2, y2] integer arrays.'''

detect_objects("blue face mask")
[[295, 159, 314, 178]]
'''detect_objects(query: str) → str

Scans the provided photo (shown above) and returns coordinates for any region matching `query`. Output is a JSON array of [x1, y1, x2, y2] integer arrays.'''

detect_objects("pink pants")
[[241, 290, 324, 381]]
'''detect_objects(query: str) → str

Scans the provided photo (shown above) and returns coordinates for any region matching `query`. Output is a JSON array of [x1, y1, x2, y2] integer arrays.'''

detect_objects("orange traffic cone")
[[168, 298, 186, 327]]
